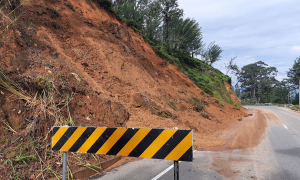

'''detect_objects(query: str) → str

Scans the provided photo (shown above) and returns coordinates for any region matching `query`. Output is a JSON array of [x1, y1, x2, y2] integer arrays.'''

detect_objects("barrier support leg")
[[174, 160, 179, 180], [62, 152, 68, 180]]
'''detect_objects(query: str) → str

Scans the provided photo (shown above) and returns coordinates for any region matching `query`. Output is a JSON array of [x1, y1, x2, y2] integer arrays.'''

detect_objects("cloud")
[[178, 0, 300, 82], [291, 46, 300, 52]]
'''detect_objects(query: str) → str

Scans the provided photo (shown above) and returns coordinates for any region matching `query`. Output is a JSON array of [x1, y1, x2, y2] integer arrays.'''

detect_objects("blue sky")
[[178, 0, 300, 84]]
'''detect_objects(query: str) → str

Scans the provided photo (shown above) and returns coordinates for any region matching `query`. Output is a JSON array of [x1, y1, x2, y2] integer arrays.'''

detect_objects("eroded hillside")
[[0, 0, 247, 179]]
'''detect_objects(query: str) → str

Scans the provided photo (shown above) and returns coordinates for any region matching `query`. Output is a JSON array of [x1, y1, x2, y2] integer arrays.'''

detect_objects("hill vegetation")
[[101, 0, 232, 104]]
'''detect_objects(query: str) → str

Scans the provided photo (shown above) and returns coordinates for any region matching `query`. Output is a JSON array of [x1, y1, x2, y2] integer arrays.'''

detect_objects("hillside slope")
[[0, 0, 247, 179]]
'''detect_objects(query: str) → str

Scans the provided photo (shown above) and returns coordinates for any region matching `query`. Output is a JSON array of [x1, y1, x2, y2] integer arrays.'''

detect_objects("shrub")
[[291, 105, 300, 111], [66, 3, 75, 12], [233, 104, 241, 110], [96, 0, 112, 9], [189, 95, 204, 112]]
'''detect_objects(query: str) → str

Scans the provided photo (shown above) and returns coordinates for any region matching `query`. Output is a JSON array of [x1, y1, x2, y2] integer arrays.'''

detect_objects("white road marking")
[[151, 150, 197, 180], [283, 124, 288, 129]]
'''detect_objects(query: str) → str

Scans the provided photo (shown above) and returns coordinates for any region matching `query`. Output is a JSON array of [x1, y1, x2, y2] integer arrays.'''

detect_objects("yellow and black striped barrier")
[[52, 127, 193, 162]]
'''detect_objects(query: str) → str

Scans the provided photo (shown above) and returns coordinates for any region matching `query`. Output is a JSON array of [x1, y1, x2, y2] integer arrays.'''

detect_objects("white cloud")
[[291, 46, 300, 52], [178, 0, 300, 82]]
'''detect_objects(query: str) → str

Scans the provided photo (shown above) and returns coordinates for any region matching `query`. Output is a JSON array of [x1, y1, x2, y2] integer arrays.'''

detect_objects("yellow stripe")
[[59, 127, 87, 151], [77, 127, 106, 153], [165, 131, 192, 161], [118, 128, 151, 156], [140, 129, 177, 159], [96, 128, 127, 154], [52, 127, 69, 148]]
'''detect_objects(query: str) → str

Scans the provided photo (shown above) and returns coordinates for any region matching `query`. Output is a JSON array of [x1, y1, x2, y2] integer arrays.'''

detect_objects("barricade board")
[[52, 127, 193, 161]]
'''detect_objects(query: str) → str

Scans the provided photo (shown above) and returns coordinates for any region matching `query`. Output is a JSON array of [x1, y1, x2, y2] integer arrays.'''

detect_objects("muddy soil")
[[0, 0, 249, 179]]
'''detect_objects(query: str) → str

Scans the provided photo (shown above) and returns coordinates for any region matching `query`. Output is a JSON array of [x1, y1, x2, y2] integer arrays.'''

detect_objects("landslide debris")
[[0, 0, 247, 179]]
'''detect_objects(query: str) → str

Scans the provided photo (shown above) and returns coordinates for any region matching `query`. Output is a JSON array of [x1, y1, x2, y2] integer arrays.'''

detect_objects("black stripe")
[[87, 128, 117, 154], [52, 127, 59, 136], [107, 128, 139, 155], [178, 146, 193, 162], [68, 127, 96, 152], [152, 130, 191, 160], [52, 127, 78, 151], [128, 129, 163, 157]]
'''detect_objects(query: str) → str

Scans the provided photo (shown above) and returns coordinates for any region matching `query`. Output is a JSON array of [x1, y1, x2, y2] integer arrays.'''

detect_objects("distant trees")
[[232, 59, 299, 105], [287, 57, 300, 88], [287, 57, 300, 105], [237, 61, 277, 103]]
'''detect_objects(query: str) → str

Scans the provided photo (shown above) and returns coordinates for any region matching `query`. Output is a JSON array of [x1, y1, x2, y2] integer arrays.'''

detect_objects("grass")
[[189, 95, 205, 112], [0, 0, 31, 34], [35, 76, 52, 93], [2, 144, 38, 178], [233, 104, 241, 110], [290, 105, 300, 111], [15, 153, 37, 166], [0, 68, 99, 179], [158, 109, 176, 119], [47, 7, 60, 17], [2, 120, 17, 133], [154, 46, 234, 105], [168, 100, 177, 110], [66, 3, 75, 12], [0, 69, 33, 103]]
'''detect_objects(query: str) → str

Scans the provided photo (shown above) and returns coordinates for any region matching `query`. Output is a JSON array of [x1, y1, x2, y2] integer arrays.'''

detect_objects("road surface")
[[91, 106, 300, 180]]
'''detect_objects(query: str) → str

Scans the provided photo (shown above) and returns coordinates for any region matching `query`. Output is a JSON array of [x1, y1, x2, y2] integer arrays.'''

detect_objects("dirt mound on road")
[[208, 109, 267, 151], [0, 0, 247, 179]]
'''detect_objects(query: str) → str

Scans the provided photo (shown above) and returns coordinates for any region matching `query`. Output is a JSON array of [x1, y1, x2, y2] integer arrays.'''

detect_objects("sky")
[[178, 0, 300, 84]]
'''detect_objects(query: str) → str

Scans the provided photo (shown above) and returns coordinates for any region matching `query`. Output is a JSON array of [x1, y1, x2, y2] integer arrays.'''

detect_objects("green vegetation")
[[189, 95, 204, 112], [290, 105, 300, 111], [47, 7, 60, 17], [170, 48, 233, 103], [233, 104, 241, 110], [35, 76, 52, 93], [231, 59, 299, 105], [287, 57, 300, 105], [168, 100, 177, 110], [95, 0, 113, 9], [0, 69, 33, 103], [103, 0, 234, 103], [66, 3, 75, 12]]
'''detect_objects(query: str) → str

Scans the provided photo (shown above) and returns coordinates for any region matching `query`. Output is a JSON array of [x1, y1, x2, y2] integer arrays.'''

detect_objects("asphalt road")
[[92, 106, 300, 180]]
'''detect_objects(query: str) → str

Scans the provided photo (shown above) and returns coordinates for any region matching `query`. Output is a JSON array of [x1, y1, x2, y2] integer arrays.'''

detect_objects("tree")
[[159, 0, 183, 52], [237, 61, 277, 103], [202, 42, 223, 66], [143, 0, 163, 40], [234, 88, 241, 98], [273, 80, 293, 104], [168, 17, 203, 55], [287, 57, 300, 106], [225, 57, 239, 75], [112, 0, 149, 28]]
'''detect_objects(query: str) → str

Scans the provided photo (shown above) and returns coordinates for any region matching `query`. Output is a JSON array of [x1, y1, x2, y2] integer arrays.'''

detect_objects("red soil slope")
[[0, 0, 247, 179]]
